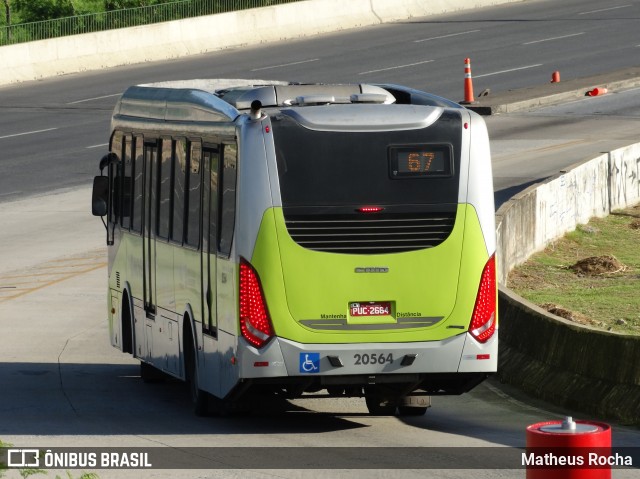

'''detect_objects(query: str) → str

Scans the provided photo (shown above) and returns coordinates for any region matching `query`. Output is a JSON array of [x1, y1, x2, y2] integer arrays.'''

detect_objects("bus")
[[91, 79, 497, 416]]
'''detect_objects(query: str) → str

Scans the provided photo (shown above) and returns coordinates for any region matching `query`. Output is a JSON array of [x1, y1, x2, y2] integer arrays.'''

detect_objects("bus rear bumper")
[[238, 331, 498, 380]]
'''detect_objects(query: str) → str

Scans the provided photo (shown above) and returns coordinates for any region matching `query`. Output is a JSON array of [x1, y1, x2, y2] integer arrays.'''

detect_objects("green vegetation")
[[2, 0, 197, 25], [1, 0, 300, 45], [508, 203, 640, 335]]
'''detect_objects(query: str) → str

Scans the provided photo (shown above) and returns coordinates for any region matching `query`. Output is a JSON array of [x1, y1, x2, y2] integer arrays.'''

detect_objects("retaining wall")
[[497, 142, 640, 284], [497, 142, 640, 424], [0, 0, 523, 86]]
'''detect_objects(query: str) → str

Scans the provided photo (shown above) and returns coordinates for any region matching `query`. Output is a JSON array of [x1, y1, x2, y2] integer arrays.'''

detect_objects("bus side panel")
[[133, 300, 146, 358], [155, 241, 176, 315], [152, 312, 181, 376], [234, 119, 273, 265], [216, 258, 241, 398], [172, 247, 201, 326], [218, 330, 243, 398], [173, 245, 201, 382], [108, 289, 121, 349], [466, 112, 496, 255], [201, 334, 221, 396], [107, 229, 126, 350], [122, 232, 144, 358]]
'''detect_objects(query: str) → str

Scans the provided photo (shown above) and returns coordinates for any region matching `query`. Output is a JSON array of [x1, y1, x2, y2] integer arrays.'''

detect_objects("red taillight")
[[469, 254, 497, 343], [239, 258, 274, 348], [357, 206, 384, 213]]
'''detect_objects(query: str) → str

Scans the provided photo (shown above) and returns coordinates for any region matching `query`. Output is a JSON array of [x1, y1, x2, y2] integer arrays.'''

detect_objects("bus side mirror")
[[92, 175, 109, 216]]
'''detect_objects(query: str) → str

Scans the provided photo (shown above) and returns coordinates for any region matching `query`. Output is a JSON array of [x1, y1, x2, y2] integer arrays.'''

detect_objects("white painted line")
[[414, 30, 480, 43], [578, 4, 631, 15], [523, 32, 585, 45], [251, 58, 319, 71], [0, 127, 58, 140], [359, 60, 434, 75], [473, 64, 543, 78], [0, 191, 22, 198], [67, 93, 121, 104], [86, 143, 109, 149]]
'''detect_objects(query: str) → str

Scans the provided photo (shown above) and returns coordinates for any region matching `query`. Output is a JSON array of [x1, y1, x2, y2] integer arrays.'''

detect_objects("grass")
[[507, 203, 640, 335]]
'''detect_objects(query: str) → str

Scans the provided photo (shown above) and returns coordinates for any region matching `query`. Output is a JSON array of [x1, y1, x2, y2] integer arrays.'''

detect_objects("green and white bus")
[[92, 80, 497, 416]]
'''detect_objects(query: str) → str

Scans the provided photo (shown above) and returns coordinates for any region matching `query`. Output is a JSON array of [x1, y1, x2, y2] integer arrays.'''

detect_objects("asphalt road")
[[2, 1, 640, 478], [2, 0, 640, 200]]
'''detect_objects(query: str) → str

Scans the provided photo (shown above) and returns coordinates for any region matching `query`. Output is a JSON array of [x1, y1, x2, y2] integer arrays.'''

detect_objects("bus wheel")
[[184, 330, 208, 416], [364, 389, 397, 416]]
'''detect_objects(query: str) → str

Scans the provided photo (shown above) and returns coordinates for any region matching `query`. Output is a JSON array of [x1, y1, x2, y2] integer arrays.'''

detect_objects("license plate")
[[349, 301, 391, 317]]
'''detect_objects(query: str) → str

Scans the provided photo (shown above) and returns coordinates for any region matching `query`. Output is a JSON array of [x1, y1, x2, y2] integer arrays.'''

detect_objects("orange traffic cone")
[[462, 58, 475, 104], [586, 87, 608, 97], [551, 71, 560, 83]]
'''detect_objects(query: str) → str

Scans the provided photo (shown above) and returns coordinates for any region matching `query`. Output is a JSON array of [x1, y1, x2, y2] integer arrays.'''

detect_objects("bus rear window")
[[270, 112, 461, 208]]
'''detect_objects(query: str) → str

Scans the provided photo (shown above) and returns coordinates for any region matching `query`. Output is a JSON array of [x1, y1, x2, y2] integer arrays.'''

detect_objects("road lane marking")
[[414, 30, 480, 43], [86, 143, 109, 149], [0, 127, 57, 140], [473, 64, 543, 78], [359, 60, 434, 75], [0, 190, 22, 197], [493, 139, 588, 161], [523, 32, 585, 45], [251, 58, 319, 71], [0, 250, 106, 303], [67, 93, 122, 104], [578, 5, 631, 15]]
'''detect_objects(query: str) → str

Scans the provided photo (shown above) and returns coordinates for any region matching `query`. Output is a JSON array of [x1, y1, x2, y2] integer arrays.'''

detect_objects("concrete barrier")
[[499, 289, 640, 425], [497, 142, 640, 284], [496, 142, 640, 424], [1, 0, 523, 86]]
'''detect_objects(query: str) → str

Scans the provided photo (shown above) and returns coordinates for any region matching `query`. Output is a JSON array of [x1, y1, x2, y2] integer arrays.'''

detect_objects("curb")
[[464, 66, 640, 114]]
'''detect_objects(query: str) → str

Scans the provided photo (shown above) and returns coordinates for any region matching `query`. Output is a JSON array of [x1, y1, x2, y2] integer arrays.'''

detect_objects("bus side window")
[[121, 135, 133, 229], [218, 143, 237, 257], [204, 147, 220, 256], [131, 135, 144, 234], [109, 132, 123, 225], [185, 142, 202, 249], [157, 137, 173, 240], [171, 138, 187, 244]]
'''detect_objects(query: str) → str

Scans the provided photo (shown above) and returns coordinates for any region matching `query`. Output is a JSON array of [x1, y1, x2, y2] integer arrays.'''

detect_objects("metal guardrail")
[[0, 0, 302, 46]]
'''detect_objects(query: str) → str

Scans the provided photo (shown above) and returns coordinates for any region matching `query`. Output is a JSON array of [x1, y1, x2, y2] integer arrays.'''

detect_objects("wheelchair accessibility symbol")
[[299, 353, 320, 373]]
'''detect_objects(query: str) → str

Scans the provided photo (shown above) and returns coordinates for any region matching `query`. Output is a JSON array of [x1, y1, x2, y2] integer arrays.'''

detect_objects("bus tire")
[[184, 326, 208, 416]]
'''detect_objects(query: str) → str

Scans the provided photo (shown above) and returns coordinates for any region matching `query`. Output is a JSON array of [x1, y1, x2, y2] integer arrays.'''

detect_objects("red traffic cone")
[[551, 71, 560, 83]]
